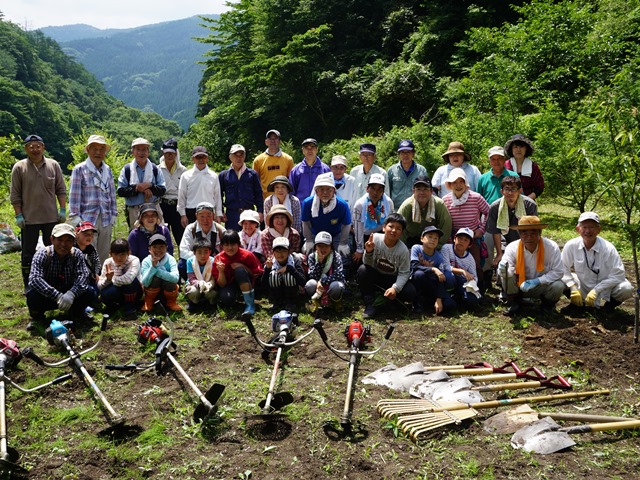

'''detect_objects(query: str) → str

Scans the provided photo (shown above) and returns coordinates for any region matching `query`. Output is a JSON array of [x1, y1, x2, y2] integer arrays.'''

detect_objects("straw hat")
[[265, 204, 293, 227], [511, 215, 548, 230]]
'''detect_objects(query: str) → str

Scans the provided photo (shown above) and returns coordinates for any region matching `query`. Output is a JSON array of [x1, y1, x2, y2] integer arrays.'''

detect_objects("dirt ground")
[[4, 279, 639, 480]]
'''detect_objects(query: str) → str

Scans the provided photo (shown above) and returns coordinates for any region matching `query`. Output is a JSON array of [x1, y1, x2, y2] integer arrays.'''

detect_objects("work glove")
[[585, 289, 599, 307], [57, 291, 75, 311], [57, 208, 66, 223], [570, 288, 584, 307], [520, 278, 541, 293], [15, 214, 25, 229], [185, 284, 198, 296], [337, 244, 351, 258], [198, 281, 212, 293], [68, 215, 83, 227]]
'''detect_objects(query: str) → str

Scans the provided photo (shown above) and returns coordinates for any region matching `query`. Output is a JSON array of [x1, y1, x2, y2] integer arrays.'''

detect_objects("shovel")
[[511, 416, 640, 454], [484, 404, 634, 434], [410, 375, 571, 405]]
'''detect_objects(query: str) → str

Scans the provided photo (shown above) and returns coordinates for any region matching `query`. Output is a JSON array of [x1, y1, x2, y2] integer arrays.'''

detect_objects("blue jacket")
[[289, 157, 331, 204]]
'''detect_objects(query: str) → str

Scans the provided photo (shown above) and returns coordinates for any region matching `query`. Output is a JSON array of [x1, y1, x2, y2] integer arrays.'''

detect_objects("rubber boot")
[[164, 286, 183, 312], [242, 289, 255, 318], [331, 297, 344, 313], [123, 292, 139, 319], [141, 287, 161, 312]]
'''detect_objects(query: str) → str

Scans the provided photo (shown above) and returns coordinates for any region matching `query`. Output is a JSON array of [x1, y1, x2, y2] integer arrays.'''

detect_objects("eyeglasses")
[[502, 187, 519, 192]]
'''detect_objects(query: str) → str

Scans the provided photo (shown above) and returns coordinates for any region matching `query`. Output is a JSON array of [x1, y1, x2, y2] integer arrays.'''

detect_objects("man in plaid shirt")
[[26, 223, 94, 331]]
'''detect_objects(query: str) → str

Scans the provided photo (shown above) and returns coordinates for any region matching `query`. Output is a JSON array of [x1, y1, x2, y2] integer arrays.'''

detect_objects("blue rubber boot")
[[242, 289, 255, 318]]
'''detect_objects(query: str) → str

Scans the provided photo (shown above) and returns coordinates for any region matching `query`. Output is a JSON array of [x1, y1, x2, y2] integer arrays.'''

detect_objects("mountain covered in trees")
[[44, 16, 215, 130], [0, 14, 180, 168]]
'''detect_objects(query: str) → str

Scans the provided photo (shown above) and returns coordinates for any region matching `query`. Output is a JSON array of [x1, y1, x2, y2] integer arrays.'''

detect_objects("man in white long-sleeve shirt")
[[498, 215, 565, 316], [561, 211, 633, 313], [177, 146, 224, 226]]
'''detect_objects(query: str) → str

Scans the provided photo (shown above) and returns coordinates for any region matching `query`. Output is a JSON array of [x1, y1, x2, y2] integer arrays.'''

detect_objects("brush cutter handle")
[[313, 319, 328, 342], [21, 347, 44, 366], [8, 373, 73, 393], [243, 316, 257, 337], [51, 373, 73, 385], [101, 315, 109, 332], [384, 323, 396, 340]]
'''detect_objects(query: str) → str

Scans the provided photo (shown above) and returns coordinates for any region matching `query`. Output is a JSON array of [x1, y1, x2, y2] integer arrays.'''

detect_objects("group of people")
[[9, 131, 633, 330]]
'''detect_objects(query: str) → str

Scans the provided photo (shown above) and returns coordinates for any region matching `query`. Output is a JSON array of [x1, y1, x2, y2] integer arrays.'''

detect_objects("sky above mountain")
[[3, 0, 228, 29]]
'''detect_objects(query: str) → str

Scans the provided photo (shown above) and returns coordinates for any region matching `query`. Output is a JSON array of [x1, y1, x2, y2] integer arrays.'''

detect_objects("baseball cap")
[[266, 129, 281, 138], [421, 226, 444, 238], [368, 173, 386, 186], [360, 143, 376, 154], [230, 144, 246, 154], [301, 138, 318, 147], [272, 237, 290, 250], [455, 227, 474, 239], [131, 137, 151, 148], [331, 155, 347, 167], [149, 234, 167, 246], [191, 146, 209, 157], [488, 146, 506, 158], [578, 212, 600, 224], [75, 221, 97, 234], [162, 138, 178, 153], [398, 140, 415, 152], [24, 134, 44, 144], [314, 231, 333, 245], [52, 223, 76, 238], [413, 176, 432, 188]]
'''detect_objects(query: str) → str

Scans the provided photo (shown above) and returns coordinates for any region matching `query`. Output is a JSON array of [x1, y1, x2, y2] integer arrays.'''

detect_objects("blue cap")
[[398, 140, 415, 152], [360, 143, 376, 154]]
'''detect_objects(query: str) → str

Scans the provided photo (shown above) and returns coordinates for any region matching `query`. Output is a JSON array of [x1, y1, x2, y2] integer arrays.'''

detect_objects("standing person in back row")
[[158, 138, 187, 246], [504, 134, 544, 200], [387, 140, 428, 209], [68, 134, 118, 264], [350, 143, 389, 201], [252, 129, 294, 198], [117, 137, 166, 230], [177, 146, 224, 226], [289, 138, 330, 204], [218, 144, 264, 230], [10, 134, 67, 288]]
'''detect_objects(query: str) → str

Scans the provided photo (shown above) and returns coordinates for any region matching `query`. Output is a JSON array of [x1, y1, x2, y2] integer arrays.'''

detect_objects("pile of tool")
[[369, 361, 640, 453]]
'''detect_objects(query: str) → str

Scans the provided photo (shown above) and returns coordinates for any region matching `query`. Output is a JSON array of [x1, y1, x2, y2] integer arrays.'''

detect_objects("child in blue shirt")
[[410, 226, 456, 315], [140, 234, 182, 312]]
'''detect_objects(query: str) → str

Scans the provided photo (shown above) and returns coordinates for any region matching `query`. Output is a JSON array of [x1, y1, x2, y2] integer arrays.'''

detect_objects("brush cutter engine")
[[0, 338, 22, 368], [45, 320, 74, 347], [344, 321, 371, 349], [137, 319, 167, 345]]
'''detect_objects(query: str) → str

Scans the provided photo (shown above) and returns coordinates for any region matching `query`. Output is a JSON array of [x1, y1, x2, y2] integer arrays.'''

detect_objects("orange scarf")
[[516, 239, 545, 286]]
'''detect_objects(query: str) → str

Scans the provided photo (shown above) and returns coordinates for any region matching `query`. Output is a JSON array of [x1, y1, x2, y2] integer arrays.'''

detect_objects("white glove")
[[337, 244, 351, 258], [185, 284, 198, 295], [57, 291, 75, 311], [198, 281, 212, 293]]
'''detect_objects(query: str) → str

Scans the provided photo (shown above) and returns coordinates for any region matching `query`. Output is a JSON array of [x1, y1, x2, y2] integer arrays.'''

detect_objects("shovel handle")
[[465, 389, 610, 411], [560, 419, 640, 434], [540, 412, 633, 423]]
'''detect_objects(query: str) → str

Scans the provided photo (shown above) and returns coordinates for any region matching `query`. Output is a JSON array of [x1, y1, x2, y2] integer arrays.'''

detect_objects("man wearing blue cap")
[[387, 140, 428, 208], [10, 134, 67, 288], [289, 138, 330, 203]]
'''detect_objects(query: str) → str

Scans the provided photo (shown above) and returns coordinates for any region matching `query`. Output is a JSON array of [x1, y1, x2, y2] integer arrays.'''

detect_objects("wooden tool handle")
[[561, 419, 640, 434], [474, 381, 541, 392], [540, 412, 633, 423]]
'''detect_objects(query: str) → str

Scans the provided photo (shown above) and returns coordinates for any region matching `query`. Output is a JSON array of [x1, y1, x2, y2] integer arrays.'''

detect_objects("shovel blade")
[[511, 417, 576, 454], [484, 405, 539, 434], [259, 392, 294, 412], [362, 362, 427, 391], [193, 383, 226, 422], [426, 378, 485, 404]]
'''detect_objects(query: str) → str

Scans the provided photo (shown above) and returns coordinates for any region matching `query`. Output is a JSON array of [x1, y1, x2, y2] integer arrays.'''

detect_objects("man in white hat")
[[561, 212, 633, 313], [10, 134, 67, 288], [330, 155, 357, 211], [177, 146, 224, 227], [352, 173, 394, 264], [476, 146, 520, 288], [218, 144, 264, 230], [117, 137, 167, 229], [498, 216, 565, 316], [69, 134, 118, 263], [26, 223, 93, 331], [301, 173, 352, 260]]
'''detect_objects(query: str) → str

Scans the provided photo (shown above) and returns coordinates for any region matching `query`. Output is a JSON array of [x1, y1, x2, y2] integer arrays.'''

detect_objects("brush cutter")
[[410, 373, 570, 405], [313, 319, 395, 432], [484, 404, 634, 434], [511, 416, 640, 454], [0, 338, 72, 472], [22, 317, 125, 426], [244, 311, 315, 418], [377, 389, 610, 441], [105, 314, 225, 422]]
